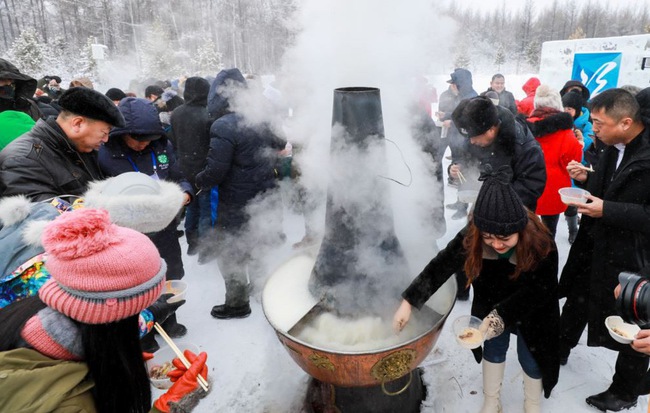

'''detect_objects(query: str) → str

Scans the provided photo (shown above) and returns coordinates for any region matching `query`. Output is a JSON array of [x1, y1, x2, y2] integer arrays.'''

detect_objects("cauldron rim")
[[262, 249, 457, 356], [335, 86, 379, 93]]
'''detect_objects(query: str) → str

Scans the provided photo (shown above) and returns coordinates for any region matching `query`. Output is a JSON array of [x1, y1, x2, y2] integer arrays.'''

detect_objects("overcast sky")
[[451, 0, 650, 15]]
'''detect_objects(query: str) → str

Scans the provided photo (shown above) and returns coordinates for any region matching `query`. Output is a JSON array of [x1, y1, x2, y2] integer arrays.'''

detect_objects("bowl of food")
[[146, 341, 200, 389], [164, 280, 187, 304], [605, 316, 640, 344], [453, 315, 484, 349], [558, 187, 590, 205]]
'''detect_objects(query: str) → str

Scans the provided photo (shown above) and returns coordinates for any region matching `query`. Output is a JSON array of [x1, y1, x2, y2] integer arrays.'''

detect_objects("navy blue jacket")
[[196, 68, 286, 230], [98, 97, 193, 195]]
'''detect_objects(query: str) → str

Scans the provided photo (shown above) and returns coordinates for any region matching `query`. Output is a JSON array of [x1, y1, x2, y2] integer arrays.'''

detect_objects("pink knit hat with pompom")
[[38, 208, 165, 324]]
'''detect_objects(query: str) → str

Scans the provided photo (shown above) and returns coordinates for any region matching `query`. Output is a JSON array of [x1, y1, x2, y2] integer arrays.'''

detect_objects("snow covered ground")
[[154, 153, 650, 413]]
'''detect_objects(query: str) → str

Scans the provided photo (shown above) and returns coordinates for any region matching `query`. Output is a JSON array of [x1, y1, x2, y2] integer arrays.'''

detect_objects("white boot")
[[480, 360, 505, 413], [523, 373, 543, 413]]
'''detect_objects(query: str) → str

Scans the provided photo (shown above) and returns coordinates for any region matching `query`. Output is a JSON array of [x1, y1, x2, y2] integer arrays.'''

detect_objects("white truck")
[[539, 34, 650, 95]]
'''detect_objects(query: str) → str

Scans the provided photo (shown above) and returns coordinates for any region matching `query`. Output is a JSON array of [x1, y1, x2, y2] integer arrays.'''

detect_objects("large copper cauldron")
[[262, 248, 457, 389]]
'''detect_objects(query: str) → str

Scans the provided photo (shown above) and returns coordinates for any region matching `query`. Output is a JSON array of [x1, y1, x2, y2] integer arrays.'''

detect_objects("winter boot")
[[160, 313, 187, 338], [523, 374, 543, 413], [480, 360, 505, 413], [186, 230, 199, 256], [210, 303, 251, 319], [566, 215, 579, 244]]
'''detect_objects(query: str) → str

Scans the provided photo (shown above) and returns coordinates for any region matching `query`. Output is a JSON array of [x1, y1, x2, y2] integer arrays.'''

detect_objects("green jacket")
[[0, 348, 96, 413], [0, 349, 166, 413]]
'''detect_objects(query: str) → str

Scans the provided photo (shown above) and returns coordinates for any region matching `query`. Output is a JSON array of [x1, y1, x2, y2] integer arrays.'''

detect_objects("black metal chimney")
[[309, 87, 410, 316]]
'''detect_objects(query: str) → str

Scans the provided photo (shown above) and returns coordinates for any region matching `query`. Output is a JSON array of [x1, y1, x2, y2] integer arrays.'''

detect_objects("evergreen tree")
[[454, 41, 471, 70], [191, 40, 223, 76], [525, 40, 541, 71], [76, 37, 99, 82], [7, 29, 44, 77], [494, 44, 506, 71]]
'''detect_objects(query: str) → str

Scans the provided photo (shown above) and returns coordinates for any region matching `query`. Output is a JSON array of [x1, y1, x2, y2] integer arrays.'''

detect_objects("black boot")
[[141, 331, 160, 353], [160, 313, 187, 338], [186, 231, 199, 256], [567, 215, 579, 244], [586, 390, 637, 412], [211, 303, 251, 319]]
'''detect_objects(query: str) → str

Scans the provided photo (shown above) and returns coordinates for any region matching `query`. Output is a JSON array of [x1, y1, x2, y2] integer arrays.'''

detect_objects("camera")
[[616, 272, 650, 325]]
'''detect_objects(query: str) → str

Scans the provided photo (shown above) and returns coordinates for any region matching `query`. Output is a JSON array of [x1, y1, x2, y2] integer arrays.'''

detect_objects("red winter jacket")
[[527, 109, 583, 215], [516, 77, 541, 116]]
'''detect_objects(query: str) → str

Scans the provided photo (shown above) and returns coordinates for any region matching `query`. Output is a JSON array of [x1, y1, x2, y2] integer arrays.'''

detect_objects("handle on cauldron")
[[380, 370, 413, 397]]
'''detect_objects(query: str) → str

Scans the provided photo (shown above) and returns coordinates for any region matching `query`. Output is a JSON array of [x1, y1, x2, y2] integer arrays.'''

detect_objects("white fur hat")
[[83, 172, 185, 234], [534, 84, 563, 111]]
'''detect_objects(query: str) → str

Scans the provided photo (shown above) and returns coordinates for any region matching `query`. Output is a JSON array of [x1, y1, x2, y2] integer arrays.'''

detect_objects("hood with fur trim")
[[83, 176, 185, 234], [0, 196, 59, 278], [526, 111, 574, 138]]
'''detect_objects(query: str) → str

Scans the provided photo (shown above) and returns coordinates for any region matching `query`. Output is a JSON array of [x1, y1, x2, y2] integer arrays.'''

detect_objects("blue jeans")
[[184, 190, 213, 237], [483, 328, 542, 379]]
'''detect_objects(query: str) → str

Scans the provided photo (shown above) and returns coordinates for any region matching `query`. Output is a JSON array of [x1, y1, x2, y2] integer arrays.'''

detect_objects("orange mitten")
[[153, 350, 208, 413]]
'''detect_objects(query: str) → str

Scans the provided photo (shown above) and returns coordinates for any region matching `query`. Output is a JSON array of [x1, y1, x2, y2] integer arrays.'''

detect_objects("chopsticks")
[[457, 170, 467, 184], [577, 164, 595, 173], [154, 322, 209, 392]]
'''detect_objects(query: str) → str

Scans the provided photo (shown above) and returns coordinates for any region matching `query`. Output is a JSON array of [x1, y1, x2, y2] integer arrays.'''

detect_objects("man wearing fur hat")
[[0, 87, 125, 201], [451, 95, 546, 212]]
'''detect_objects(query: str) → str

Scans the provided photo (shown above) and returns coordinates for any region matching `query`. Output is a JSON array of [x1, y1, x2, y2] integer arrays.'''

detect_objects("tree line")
[[0, 0, 648, 81]]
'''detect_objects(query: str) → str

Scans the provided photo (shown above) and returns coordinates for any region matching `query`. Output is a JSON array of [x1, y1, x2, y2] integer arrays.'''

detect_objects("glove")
[[479, 310, 505, 341], [154, 350, 209, 413], [148, 293, 186, 324]]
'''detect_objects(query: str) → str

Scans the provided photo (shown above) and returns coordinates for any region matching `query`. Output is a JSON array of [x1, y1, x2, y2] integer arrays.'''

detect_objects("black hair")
[[491, 73, 505, 81], [81, 316, 151, 413], [589, 88, 641, 123], [0, 297, 151, 413], [0, 296, 46, 350]]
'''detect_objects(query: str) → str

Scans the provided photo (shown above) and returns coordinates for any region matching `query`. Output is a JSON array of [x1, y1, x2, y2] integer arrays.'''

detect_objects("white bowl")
[[146, 341, 200, 389], [558, 187, 590, 205], [165, 280, 187, 304], [452, 315, 484, 349], [458, 190, 479, 204], [605, 316, 640, 344]]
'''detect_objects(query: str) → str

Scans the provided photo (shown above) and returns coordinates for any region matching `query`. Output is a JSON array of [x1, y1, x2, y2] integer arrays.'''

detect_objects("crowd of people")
[[0, 54, 649, 412], [401, 68, 650, 413]]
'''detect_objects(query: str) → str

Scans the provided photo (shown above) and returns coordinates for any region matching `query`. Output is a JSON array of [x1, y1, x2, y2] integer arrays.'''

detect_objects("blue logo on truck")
[[572, 52, 622, 96]]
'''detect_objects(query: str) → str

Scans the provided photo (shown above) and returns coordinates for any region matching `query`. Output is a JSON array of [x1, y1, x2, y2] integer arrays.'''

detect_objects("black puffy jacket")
[[0, 117, 104, 200], [169, 77, 212, 185]]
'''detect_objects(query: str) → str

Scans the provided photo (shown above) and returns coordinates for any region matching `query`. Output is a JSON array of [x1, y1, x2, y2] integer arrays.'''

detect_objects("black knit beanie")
[[472, 167, 528, 235], [561, 91, 584, 119]]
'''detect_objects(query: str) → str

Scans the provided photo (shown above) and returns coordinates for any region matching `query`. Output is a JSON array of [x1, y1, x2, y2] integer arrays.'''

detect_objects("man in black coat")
[[170, 77, 213, 257], [481, 73, 517, 115], [0, 87, 125, 201], [196, 68, 286, 319], [451, 96, 546, 212], [560, 88, 650, 412]]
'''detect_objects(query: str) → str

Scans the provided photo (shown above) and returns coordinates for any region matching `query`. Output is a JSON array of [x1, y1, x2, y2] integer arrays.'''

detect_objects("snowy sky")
[[452, 0, 650, 14]]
